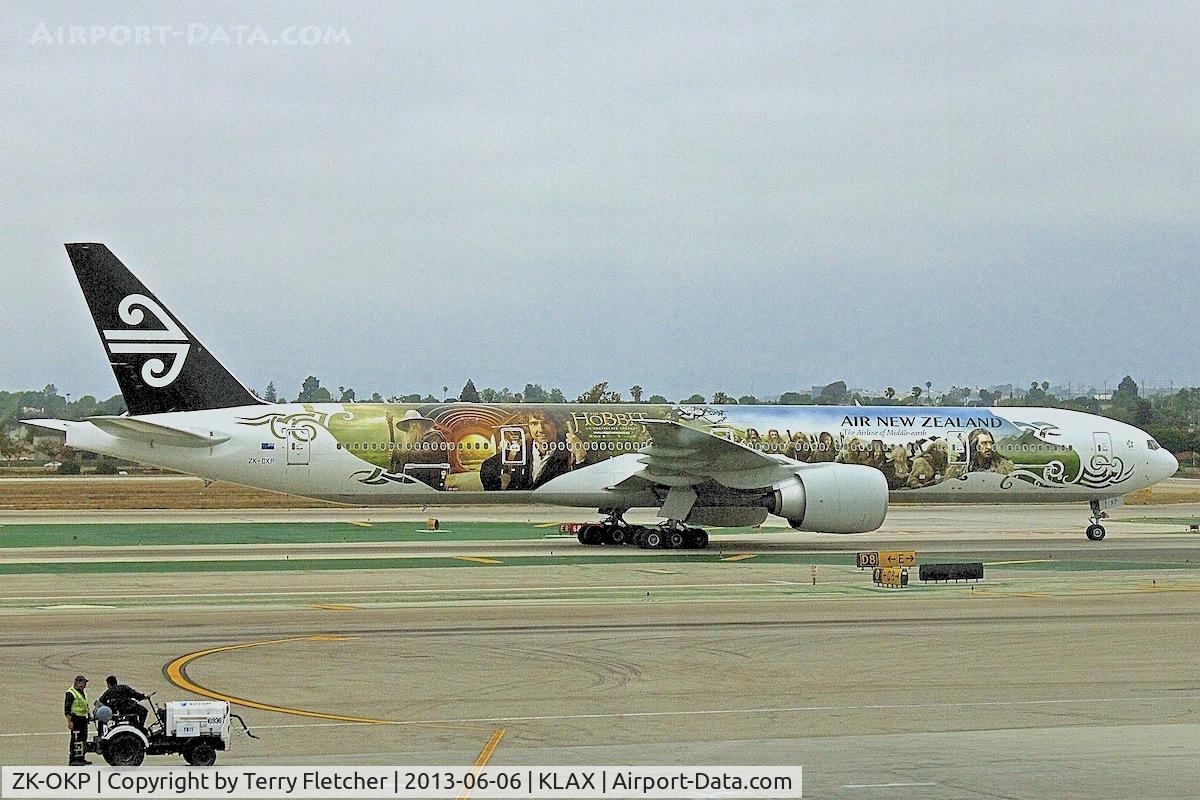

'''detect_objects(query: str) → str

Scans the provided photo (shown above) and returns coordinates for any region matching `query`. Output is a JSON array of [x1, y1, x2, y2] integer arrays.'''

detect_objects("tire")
[[184, 739, 217, 767], [643, 530, 664, 549], [609, 527, 627, 545], [667, 530, 685, 549], [578, 525, 603, 546], [102, 732, 146, 767], [1086, 524, 1106, 541], [689, 529, 709, 549]]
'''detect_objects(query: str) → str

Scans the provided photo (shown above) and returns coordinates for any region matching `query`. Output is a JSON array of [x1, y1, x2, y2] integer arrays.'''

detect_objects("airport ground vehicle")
[[91, 694, 252, 766]]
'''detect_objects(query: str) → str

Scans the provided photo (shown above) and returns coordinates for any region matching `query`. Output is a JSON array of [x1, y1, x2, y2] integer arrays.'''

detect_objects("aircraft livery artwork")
[[31, 244, 1176, 542], [235, 402, 1132, 496]]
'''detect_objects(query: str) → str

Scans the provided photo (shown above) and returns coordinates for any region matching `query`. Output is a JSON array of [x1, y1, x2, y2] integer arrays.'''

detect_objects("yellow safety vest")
[[68, 687, 88, 717]]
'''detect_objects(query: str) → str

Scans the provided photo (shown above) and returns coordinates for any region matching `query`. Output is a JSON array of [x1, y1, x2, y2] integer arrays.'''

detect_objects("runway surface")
[[1, 501, 1198, 799]]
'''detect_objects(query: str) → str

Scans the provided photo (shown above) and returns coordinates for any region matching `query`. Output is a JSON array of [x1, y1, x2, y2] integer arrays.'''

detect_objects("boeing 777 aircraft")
[[24, 244, 1178, 547]]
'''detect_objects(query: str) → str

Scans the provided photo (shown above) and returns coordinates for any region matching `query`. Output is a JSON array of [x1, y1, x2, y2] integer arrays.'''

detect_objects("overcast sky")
[[3, 2, 1197, 401]]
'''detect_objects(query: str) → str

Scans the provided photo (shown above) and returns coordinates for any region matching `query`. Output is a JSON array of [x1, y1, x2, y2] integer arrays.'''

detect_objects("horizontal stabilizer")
[[86, 416, 230, 448], [20, 418, 71, 434]]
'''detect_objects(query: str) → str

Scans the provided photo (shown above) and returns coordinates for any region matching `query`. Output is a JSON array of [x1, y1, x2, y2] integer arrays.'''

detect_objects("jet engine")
[[769, 463, 888, 533]]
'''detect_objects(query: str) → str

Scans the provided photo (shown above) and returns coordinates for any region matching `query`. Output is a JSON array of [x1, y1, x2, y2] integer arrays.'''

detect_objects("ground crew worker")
[[98, 675, 149, 728], [64, 675, 90, 765]]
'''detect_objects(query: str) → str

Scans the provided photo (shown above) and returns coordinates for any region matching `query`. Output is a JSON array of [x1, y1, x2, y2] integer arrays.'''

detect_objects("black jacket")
[[98, 684, 146, 713]]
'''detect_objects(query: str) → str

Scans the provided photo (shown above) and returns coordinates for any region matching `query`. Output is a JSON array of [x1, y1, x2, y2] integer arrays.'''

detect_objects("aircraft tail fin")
[[64, 243, 263, 415]]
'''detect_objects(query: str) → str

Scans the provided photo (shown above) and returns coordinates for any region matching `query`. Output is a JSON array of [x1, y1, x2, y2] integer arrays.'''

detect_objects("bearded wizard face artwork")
[[967, 428, 1013, 474]]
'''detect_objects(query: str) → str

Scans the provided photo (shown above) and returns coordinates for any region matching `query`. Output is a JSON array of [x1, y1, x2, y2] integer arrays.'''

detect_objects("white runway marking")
[[0, 581, 806, 603], [843, 783, 938, 789], [5, 693, 1196, 737]]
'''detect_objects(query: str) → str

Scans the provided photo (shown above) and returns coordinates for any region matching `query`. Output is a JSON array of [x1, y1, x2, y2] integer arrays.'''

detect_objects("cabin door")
[[499, 425, 527, 466], [285, 426, 312, 466], [1093, 432, 1113, 462]]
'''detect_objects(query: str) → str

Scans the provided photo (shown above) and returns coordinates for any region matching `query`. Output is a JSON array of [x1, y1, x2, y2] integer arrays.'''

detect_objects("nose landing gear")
[[1086, 500, 1107, 541]]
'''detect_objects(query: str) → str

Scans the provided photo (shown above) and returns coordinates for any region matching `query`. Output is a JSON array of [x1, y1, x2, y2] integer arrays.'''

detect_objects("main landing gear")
[[1085, 499, 1107, 541], [563, 513, 710, 550]]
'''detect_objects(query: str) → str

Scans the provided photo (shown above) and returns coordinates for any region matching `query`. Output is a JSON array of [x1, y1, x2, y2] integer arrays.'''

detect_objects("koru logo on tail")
[[101, 294, 190, 387]]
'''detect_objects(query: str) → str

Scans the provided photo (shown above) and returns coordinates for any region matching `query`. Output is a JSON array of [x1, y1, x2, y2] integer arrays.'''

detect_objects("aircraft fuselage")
[[60, 401, 1177, 511]]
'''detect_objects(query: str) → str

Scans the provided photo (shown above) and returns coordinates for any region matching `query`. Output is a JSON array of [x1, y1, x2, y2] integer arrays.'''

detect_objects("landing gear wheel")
[[102, 732, 146, 767], [609, 527, 628, 546], [1086, 524, 1106, 541], [667, 530, 685, 549], [688, 529, 709, 549], [642, 529, 664, 549], [576, 525, 606, 546], [184, 739, 217, 766]]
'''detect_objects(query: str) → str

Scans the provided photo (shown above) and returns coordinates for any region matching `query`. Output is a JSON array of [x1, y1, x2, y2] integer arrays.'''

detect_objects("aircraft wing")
[[626, 419, 799, 491], [85, 416, 230, 448]]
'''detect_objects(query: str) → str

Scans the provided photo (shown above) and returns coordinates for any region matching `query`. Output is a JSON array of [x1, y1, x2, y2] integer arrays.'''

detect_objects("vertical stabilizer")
[[65, 243, 263, 415]]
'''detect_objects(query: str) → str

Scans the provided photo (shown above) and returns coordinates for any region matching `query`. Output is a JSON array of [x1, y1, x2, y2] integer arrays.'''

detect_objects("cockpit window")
[[1147, 439, 1160, 451]]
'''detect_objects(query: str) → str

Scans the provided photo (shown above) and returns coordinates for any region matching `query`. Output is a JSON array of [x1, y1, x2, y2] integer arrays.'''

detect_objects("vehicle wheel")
[[643, 529, 663, 549], [184, 739, 217, 767], [103, 732, 145, 767], [609, 527, 627, 545], [1086, 524, 1106, 541], [689, 529, 709, 549], [667, 530, 685, 549]]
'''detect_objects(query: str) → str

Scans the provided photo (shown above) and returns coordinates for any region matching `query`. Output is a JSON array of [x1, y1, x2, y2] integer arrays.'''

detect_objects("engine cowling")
[[770, 463, 888, 533]]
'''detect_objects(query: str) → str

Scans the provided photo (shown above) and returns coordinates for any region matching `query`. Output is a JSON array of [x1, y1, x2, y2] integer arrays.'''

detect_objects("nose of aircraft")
[[1156, 448, 1176, 479], [1152, 450, 1180, 482]]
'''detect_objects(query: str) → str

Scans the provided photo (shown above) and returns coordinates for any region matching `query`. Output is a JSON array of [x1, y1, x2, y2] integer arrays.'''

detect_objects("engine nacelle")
[[771, 463, 888, 533]]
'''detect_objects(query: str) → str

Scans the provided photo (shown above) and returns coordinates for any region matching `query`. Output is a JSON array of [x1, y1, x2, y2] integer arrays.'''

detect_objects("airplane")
[[23, 244, 1178, 548]]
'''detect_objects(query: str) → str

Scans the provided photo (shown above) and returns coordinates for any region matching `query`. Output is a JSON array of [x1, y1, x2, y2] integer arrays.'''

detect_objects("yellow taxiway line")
[[457, 728, 506, 800], [349, 520, 373, 527], [163, 636, 400, 724], [720, 554, 757, 562], [166, 636, 505, 778], [308, 603, 360, 611], [455, 556, 502, 565]]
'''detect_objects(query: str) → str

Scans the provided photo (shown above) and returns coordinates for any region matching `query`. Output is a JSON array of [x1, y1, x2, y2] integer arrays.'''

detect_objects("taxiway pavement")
[[0, 502, 1197, 799]]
